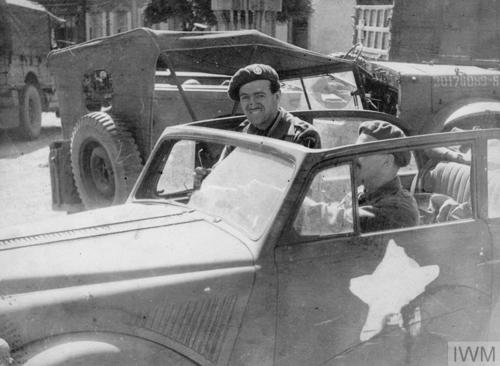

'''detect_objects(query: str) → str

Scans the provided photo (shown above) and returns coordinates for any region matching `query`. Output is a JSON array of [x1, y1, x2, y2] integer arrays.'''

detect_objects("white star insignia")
[[349, 239, 439, 341]]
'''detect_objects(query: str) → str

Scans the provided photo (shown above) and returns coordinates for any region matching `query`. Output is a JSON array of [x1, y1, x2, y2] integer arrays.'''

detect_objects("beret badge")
[[253, 65, 263, 75]]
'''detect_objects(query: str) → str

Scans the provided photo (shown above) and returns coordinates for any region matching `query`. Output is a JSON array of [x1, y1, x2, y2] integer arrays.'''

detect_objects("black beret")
[[359, 120, 410, 167], [228, 64, 280, 101]]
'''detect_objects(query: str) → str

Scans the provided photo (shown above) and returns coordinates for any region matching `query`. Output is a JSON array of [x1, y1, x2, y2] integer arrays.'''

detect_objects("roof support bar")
[[300, 77, 312, 110], [161, 53, 198, 121]]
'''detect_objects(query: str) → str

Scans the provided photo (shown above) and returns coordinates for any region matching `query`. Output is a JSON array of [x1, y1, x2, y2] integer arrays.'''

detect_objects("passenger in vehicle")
[[227, 63, 321, 148], [303, 120, 419, 233]]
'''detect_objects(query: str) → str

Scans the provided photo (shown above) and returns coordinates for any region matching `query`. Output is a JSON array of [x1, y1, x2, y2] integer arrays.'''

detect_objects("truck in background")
[[346, 0, 500, 140], [0, 0, 61, 140], [353, 0, 500, 68]]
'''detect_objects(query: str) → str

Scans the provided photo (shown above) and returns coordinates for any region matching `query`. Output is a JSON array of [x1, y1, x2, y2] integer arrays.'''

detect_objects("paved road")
[[0, 113, 67, 229]]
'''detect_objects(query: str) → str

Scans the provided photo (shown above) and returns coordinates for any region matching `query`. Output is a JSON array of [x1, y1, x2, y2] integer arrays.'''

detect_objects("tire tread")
[[70, 112, 143, 208]]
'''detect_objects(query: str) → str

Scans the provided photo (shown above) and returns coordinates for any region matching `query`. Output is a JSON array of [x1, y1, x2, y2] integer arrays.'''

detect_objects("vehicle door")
[[274, 132, 494, 366], [483, 132, 500, 339]]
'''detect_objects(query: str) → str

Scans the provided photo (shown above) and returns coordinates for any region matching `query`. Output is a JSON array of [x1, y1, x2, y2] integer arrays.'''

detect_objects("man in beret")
[[300, 120, 419, 233], [228, 63, 321, 148], [193, 63, 321, 189], [353, 120, 419, 231]]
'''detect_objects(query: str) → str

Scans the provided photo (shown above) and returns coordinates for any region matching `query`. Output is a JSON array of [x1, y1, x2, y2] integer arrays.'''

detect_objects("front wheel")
[[18, 84, 42, 139], [70, 112, 143, 209]]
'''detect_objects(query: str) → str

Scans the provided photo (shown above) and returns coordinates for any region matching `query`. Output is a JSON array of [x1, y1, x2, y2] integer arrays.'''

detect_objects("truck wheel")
[[18, 84, 42, 139], [70, 112, 143, 209]]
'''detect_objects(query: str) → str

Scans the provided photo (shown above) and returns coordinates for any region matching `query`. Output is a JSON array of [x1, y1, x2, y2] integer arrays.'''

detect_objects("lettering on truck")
[[433, 75, 500, 88]]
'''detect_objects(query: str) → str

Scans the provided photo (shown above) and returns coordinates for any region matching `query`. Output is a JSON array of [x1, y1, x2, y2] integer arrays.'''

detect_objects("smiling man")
[[228, 64, 321, 148]]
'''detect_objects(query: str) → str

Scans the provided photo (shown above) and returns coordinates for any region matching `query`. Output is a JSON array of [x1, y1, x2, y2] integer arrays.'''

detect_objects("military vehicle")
[[356, 59, 500, 134], [0, 0, 60, 139], [47, 28, 360, 210], [1, 110, 500, 365], [48, 28, 500, 212]]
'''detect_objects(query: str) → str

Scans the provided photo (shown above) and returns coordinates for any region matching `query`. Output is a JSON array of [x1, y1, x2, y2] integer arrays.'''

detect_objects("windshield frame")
[[282, 71, 361, 111]]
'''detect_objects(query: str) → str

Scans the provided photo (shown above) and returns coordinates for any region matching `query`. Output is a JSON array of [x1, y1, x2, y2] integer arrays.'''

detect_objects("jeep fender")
[[424, 97, 500, 133], [14, 332, 198, 366]]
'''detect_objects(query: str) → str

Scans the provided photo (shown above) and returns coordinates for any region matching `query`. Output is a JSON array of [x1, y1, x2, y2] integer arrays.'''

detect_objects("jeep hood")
[[0, 202, 255, 295], [371, 61, 500, 76]]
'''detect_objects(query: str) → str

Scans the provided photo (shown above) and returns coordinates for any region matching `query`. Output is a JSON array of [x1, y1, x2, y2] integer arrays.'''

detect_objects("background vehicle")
[[0, 110, 499, 365], [49, 27, 500, 212], [47, 28, 361, 211], [356, 60, 500, 134], [350, 0, 500, 136], [0, 0, 60, 139]]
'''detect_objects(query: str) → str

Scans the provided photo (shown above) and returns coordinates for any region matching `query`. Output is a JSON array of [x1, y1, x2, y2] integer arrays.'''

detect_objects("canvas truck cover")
[[1, 0, 63, 57], [0, 0, 62, 138], [47, 28, 355, 140]]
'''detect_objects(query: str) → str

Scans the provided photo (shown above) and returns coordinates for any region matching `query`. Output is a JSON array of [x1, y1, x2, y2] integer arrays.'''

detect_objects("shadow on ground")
[[0, 125, 62, 159]]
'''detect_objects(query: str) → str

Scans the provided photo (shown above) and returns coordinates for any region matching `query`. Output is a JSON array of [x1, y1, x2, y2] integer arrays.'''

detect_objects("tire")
[[70, 112, 143, 209], [18, 84, 42, 139]]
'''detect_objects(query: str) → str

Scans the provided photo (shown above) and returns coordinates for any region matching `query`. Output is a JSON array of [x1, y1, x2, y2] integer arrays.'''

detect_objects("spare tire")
[[70, 112, 143, 209], [18, 84, 42, 139]]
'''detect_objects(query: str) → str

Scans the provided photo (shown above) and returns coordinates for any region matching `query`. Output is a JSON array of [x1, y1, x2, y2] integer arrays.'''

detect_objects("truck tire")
[[70, 112, 143, 209], [18, 84, 42, 139]]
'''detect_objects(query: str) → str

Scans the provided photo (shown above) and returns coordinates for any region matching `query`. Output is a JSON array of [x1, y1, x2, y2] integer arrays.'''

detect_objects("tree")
[[144, 0, 216, 31], [277, 0, 313, 23], [144, 0, 313, 30]]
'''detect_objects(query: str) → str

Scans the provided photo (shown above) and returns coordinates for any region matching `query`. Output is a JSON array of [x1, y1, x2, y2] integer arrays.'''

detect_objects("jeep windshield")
[[283, 71, 360, 110], [136, 139, 295, 239], [153, 68, 360, 113]]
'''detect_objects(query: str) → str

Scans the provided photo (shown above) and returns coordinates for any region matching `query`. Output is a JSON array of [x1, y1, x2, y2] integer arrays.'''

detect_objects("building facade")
[[211, 0, 282, 37], [84, 0, 170, 40], [36, 0, 357, 55], [37, 0, 169, 45], [36, 0, 86, 45]]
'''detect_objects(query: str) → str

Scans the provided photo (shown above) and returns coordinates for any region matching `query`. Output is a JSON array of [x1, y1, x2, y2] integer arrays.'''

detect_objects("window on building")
[[138, 6, 146, 27], [291, 18, 309, 49], [115, 10, 130, 34], [88, 12, 104, 39], [54, 16, 77, 47], [105, 11, 111, 36]]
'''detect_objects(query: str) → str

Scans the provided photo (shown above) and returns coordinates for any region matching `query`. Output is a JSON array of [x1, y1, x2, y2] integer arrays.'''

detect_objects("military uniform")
[[238, 107, 321, 148], [301, 177, 418, 234], [298, 120, 418, 234], [357, 177, 419, 232]]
